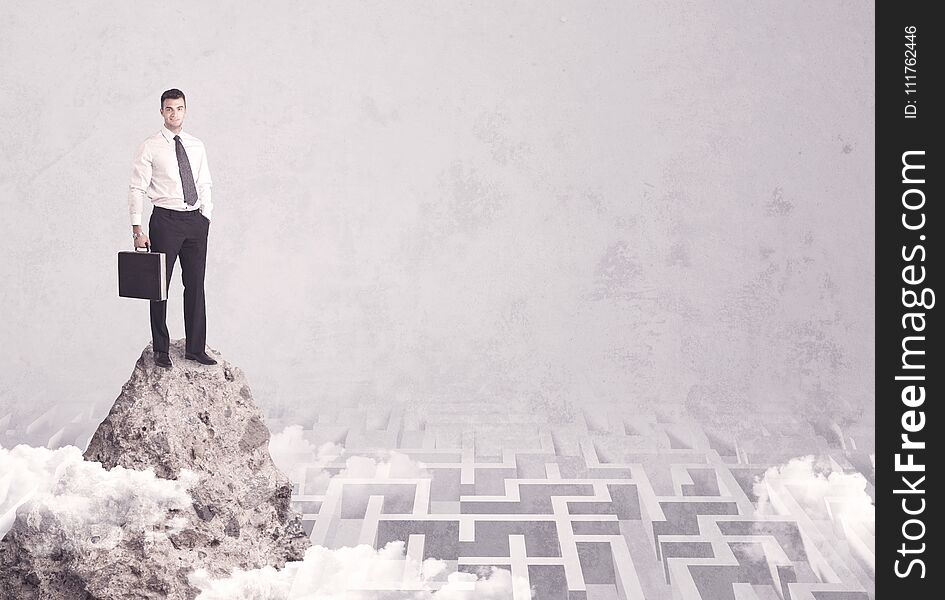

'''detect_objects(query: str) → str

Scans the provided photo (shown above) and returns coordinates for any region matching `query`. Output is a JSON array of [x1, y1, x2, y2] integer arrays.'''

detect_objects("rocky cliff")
[[0, 340, 309, 599]]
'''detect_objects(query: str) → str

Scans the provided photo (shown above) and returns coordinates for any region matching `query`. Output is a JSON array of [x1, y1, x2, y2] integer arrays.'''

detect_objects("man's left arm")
[[197, 145, 213, 221]]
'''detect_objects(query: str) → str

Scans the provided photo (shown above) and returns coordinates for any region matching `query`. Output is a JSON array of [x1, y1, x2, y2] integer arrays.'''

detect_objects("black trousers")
[[148, 206, 210, 355]]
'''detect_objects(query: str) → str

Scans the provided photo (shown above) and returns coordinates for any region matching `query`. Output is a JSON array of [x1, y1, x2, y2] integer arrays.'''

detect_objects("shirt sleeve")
[[128, 141, 152, 227], [196, 145, 213, 221]]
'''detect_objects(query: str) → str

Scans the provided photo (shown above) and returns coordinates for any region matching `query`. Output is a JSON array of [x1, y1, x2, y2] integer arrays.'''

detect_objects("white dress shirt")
[[128, 125, 213, 226]]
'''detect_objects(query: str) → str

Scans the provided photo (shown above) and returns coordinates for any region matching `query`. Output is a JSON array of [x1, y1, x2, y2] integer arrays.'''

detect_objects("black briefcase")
[[118, 246, 167, 300]]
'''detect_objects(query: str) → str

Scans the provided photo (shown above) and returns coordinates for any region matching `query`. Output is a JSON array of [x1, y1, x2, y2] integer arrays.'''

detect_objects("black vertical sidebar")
[[876, 1, 940, 597]]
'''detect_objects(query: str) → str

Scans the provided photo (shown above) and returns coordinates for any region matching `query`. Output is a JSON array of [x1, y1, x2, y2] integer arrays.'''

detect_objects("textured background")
[[0, 1, 873, 432]]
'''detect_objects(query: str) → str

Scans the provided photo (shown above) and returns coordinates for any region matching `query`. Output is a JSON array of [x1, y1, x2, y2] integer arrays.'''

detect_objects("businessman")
[[128, 88, 217, 368]]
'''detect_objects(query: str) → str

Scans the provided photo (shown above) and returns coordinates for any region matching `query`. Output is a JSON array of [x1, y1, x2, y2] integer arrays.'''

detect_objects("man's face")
[[161, 98, 186, 130]]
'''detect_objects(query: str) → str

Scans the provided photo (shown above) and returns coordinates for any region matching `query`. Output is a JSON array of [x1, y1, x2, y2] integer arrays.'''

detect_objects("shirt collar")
[[160, 125, 183, 143]]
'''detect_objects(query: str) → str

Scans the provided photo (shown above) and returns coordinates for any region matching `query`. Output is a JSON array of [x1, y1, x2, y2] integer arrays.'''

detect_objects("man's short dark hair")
[[161, 89, 186, 108]]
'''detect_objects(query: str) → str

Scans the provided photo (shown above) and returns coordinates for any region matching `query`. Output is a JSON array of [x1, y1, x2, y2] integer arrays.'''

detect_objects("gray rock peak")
[[0, 340, 309, 599]]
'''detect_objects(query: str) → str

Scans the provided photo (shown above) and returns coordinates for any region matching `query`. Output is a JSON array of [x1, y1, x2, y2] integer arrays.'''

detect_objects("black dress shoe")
[[154, 351, 172, 369], [185, 351, 218, 365]]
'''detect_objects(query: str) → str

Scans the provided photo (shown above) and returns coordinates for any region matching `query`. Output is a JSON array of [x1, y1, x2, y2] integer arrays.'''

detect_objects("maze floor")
[[2, 395, 875, 599]]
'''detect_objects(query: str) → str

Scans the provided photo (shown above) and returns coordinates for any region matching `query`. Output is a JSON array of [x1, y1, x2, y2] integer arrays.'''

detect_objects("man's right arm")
[[128, 141, 152, 229]]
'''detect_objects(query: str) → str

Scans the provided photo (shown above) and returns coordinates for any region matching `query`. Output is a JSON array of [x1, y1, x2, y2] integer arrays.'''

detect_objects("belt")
[[153, 205, 201, 216]]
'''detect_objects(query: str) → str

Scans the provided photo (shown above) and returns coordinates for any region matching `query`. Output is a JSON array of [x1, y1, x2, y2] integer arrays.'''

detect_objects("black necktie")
[[174, 135, 198, 206]]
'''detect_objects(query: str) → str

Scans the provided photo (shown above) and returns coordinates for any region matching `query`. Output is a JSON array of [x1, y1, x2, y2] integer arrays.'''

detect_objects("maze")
[[266, 396, 876, 600], [2, 396, 876, 599]]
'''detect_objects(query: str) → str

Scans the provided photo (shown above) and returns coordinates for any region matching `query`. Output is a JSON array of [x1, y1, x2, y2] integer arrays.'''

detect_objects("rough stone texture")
[[0, 340, 309, 599]]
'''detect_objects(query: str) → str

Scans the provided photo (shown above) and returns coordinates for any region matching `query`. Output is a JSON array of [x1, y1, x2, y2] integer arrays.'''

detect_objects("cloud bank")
[[753, 455, 875, 574], [0, 443, 197, 546], [3, 440, 529, 597], [190, 540, 531, 599], [269, 425, 431, 495], [753, 455, 874, 525]]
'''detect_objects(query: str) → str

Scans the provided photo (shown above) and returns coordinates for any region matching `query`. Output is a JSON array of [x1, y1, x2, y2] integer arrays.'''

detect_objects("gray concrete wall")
[[0, 1, 873, 432]]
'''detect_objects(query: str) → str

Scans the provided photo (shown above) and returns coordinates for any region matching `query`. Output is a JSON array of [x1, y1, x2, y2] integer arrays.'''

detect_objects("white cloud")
[[0, 443, 197, 547], [268, 426, 342, 480], [335, 450, 429, 480], [753, 455, 875, 573], [269, 426, 431, 496], [189, 540, 531, 599], [753, 455, 874, 525], [432, 567, 529, 600]]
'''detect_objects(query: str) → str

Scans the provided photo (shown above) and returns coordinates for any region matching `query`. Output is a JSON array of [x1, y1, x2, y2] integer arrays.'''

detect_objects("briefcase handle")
[[134, 243, 152, 252]]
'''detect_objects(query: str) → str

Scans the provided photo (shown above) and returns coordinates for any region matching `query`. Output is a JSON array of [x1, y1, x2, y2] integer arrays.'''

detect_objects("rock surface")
[[0, 340, 309, 599]]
